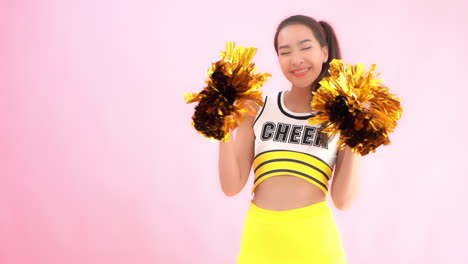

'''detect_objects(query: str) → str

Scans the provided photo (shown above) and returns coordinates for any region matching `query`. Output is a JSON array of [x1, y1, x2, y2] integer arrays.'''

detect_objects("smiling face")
[[277, 24, 328, 90]]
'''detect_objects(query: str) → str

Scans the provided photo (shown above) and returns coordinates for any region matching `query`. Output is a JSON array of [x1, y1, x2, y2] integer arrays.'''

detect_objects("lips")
[[291, 67, 311, 77]]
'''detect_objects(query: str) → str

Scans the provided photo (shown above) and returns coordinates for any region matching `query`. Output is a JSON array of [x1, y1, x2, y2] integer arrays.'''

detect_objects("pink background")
[[2, 0, 467, 263]]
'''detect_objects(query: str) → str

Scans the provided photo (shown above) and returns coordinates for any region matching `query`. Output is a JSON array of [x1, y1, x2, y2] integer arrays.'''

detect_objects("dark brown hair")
[[274, 15, 342, 91]]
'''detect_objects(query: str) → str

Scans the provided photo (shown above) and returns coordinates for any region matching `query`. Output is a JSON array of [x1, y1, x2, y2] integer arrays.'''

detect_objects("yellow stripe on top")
[[251, 150, 333, 195]]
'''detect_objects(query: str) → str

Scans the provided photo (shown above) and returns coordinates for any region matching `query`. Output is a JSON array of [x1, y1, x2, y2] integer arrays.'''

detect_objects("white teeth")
[[294, 67, 310, 74]]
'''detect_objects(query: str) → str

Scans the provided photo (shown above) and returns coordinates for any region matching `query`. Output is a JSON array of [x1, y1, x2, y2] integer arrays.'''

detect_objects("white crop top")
[[251, 91, 340, 195]]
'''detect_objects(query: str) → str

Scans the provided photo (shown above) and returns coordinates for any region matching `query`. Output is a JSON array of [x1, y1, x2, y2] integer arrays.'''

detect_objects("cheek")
[[307, 54, 324, 70], [314, 62, 323, 72], [278, 57, 289, 73]]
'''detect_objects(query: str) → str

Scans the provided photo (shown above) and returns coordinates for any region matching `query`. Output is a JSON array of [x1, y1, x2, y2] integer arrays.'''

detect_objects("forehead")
[[277, 24, 318, 45]]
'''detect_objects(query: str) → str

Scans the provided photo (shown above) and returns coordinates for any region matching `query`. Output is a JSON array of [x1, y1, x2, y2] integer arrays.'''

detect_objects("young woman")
[[219, 15, 360, 264]]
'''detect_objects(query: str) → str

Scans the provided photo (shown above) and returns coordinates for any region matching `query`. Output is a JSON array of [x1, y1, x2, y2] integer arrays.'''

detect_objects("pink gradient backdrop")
[[1, 0, 467, 263]]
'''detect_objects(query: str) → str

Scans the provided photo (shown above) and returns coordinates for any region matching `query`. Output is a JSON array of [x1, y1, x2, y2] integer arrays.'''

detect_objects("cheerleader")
[[218, 15, 360, 264]]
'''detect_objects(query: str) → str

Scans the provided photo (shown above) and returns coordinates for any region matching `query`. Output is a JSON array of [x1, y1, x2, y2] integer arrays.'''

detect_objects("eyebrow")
[[278, 39, 313, 50]]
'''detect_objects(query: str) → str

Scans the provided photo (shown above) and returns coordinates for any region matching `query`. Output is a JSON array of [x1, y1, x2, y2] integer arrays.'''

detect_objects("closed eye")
[[280, 52, 291, 55], [302, 47, 312, 50]]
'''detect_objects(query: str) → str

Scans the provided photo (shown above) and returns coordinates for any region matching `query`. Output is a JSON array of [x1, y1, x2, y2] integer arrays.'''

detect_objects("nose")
[[291, 52, 304, 66]]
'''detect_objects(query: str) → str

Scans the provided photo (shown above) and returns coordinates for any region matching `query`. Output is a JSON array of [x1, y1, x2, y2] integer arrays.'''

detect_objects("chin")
[[292, 81, 314, 90], [288, 76, 315, 89]]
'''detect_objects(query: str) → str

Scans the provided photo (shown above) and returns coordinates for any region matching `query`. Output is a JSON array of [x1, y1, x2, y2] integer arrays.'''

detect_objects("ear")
[[322, 46, 329, 63]]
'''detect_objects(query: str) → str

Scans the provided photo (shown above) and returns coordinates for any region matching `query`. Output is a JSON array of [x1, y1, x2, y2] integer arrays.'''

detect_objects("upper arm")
[[233, 110, 257, 191], [332, 148, 346, 180], [332, 146, 360, 180]]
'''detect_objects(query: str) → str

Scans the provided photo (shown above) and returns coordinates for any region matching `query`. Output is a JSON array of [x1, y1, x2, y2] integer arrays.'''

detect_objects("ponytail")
[[314, 21, 342, 91]]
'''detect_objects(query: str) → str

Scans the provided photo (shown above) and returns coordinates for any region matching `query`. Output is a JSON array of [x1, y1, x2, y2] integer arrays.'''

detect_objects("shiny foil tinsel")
[[184, 42, 271, 141], [309, 59, 403, 156]]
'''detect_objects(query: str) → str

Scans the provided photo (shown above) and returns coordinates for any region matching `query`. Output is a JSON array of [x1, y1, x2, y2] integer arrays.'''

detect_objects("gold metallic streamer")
[[184, 42, 271, 141], [309, 59, 403, 156]]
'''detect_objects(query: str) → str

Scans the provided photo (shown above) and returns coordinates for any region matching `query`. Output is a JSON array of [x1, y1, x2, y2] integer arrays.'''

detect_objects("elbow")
[[220, 179, 241, 197], [331, 183, 360, 211], [333, 199, 353, 211], [222, 183, 242, 197], [332, 192, 359, 211], [223, 190, 239, 197], [220, 171, 247, 197]]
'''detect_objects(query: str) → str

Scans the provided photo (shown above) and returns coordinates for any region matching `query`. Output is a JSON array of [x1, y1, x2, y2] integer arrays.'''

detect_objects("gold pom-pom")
[[309, 59, 403, 156], [184, 42, 271, 141]]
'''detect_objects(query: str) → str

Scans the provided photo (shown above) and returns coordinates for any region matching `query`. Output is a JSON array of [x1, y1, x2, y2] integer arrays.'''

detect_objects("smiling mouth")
[[292, 67, 311, 76]]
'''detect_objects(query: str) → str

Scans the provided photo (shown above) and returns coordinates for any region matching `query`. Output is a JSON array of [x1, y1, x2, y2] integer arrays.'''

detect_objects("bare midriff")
[[251, 175, 327, 211]]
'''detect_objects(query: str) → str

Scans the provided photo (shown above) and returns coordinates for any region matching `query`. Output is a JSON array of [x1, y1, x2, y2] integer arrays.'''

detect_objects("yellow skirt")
[[237, 200, 347, 264]]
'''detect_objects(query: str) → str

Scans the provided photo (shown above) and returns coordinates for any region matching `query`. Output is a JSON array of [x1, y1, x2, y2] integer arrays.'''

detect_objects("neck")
[[285, 86, 314, 112]]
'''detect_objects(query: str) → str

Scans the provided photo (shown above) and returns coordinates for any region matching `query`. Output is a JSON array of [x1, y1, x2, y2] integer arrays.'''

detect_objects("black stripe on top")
[[277, 91, 315, 120], [254, 169, 328, 190], [254, 158, 330, 180], [253, 96, 268, 126], [254, 149, 333, 171]]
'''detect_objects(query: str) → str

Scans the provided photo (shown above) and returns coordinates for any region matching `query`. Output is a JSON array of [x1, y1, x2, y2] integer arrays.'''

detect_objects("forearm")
[[218, 115, 255, 196], [218, 135, 241, 196], [331, 146, 361, 210]]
